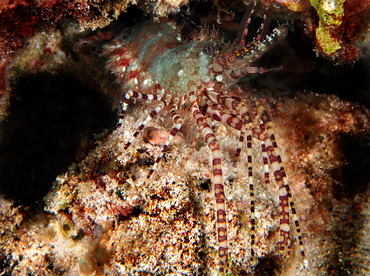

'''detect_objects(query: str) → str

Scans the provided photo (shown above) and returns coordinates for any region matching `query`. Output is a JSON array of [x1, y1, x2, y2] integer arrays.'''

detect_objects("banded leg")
[[237, 0, 256, 47], [191, 101, 228, 273], [203, 91, 262, 260], [233, 104, 258, 259], [261, 142, 271, 185], [203, 91, 256, 125], [204, 92, 259, 258], [244, 127, 257, 258], [121, 90, 167, 151], [146, 105, 184, 180], [254, 13, 271, 42], [204, 91, 248, 115], [209, 105, 246, 158], [202, 92, 257, 139], [202, 93, 246, 157], [235, 131, 245, 158], [258, 105, 305, 259], [118, 89, 165, 126], [202, 97, 244, 131], [207, 106, 246, 158], [176, 92, 210, 175]]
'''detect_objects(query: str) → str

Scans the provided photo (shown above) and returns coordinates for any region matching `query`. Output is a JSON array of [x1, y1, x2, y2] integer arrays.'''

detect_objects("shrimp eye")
[[202, 42, 216, 55]]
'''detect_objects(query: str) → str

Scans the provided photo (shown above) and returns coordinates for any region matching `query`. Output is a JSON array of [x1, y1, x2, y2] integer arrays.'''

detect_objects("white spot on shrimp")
[[177, 69, 184, 77], [280, 223, 290, 232], [279, 187, 288, 196], [131, 61, 139, 71], [216, 75, 223, 82], [143, 78, 153, 87]]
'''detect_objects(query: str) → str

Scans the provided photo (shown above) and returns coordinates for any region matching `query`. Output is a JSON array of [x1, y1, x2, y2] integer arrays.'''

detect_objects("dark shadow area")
[[253, 255, 281, 276], [323, 200, 364, 276], [237, 21, 370, 108], [306, 57, 370, 108], [0, 73, 117, 206], [336, 134, 370, 199]]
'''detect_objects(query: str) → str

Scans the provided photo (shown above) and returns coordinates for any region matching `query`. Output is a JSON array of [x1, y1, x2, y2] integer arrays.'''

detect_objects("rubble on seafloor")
[[1, 1, 370, 275]]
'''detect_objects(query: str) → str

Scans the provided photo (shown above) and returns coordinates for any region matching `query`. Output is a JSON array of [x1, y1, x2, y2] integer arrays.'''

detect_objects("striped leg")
[[203, 91, 260, 258], [209, 105, 246, 158], [203, 101, 249, 167], [202, 91, 255, 131], [244, 127, 257, 258], [191, 101, 228, 273], [258, 104, 305, 259], [203, 91, 245, 115], [237, 1, 256, 47], [202, 91, 256, 125], [202, 93, 246, 157], [146, 105, 184, 180], [202, 98, 244, 131], [123, 103, 165, 151], [235, 131, 245, 158], [235, 105, 260, 259], [121, 90, 167, 151], [261, 142, 271, 185], [118, 89, 165, 126], [117, 90, 133, 126], [254, 13, 270, 42]]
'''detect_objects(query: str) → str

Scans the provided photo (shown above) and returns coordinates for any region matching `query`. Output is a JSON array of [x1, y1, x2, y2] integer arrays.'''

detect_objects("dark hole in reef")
[[199, 178, 210, 190], [253, 254, 281, 276], [0, 73, 116, 206], [117, 206, 142, 222], [334, 134, 370, 200], [307, 56, 370, 107], [62, 223, 71, 233], [0, 251, 13, 275]]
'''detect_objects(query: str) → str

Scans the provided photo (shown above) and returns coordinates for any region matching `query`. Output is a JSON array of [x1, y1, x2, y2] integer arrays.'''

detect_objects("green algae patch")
[[311, 0, 345, 54], [315, 26, 341, 54]]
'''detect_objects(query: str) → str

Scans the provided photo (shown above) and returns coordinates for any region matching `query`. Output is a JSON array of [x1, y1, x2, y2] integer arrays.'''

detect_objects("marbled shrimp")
[[76, 6, 307, 274]]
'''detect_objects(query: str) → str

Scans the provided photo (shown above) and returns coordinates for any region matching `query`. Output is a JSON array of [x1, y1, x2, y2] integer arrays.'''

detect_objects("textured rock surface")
[[1, 89, 369, 274]]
